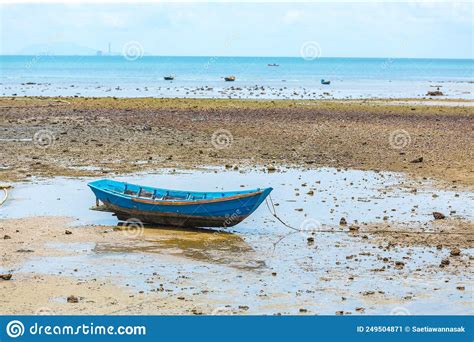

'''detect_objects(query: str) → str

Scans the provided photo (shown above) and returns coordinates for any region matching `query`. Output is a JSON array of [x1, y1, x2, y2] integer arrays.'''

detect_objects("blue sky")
[[0, 2, 472, 58]]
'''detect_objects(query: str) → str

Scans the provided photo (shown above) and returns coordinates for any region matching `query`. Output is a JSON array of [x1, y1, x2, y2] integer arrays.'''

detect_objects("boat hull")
[[88, 180, 272, 228], [103, 202, 248, 227]]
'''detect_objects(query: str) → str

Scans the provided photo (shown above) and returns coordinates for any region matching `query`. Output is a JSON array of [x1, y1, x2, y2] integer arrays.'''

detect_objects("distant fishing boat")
[[267, 63, 279, 67], [88, 179, 272, 228], [164, 76, 174, 81], [321, 79, 331, 85], [224, 76, 236, 82]]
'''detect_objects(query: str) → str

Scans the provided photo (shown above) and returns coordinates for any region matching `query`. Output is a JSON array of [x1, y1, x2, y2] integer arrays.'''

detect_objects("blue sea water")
[[0, 55, 472, 99]]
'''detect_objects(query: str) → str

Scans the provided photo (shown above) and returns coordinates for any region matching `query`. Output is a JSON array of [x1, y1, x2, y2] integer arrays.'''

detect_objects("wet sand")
[[1, 168, 472, 315], [0, 97, 473, 188]]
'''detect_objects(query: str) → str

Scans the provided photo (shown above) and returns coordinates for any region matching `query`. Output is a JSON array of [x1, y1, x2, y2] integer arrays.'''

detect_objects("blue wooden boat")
[[88, 179, 272, 228], [321, 79, 331, 85]]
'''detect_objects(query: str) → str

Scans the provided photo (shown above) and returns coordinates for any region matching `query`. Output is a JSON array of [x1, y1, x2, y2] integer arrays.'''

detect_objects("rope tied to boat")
[[265, 193, 473, 236], [265, 193, 303, 232]]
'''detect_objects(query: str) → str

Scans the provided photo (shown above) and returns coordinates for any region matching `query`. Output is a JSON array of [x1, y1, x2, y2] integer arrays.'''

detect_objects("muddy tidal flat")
[[0, 97, 473, 315]]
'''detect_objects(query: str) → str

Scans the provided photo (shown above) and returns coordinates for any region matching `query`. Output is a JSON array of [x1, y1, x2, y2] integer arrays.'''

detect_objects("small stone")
[[266, 165, 276, 172], [0, 274, 12, 280], [410, 157, 423, 163], [395, 261, 405, 270], [450, 247, 461, 256], [271, 272, 277, 276], [67, 295, 79, 303], [432, 212, 446, 220], [65, 230, 72, 235], [307, 237, 314, 243], [3, 235, 11, 239], [349, 225, 359, 231], [440, 258, 450, 267]]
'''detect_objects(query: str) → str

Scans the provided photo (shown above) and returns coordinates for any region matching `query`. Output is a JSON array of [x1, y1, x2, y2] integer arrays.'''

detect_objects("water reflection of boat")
[[163, 76, 174, 81], [88, 179, 272, 228], [224, 76, 236, 82], [96, 227, 266, 270]]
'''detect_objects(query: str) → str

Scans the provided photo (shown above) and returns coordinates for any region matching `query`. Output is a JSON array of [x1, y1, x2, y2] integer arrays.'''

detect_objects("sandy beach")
[[1, 96, 473, 315], [0, 97, 473, 186]]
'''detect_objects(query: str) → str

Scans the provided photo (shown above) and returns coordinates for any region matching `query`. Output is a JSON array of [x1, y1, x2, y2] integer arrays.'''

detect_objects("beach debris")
[[439, 258, 450, 267], [3, 235, 11, 239], [432, 212, 446, 220], [450, 247, 461, 256], [0, 274, 12, 281], [348, 225, 359, 232], [16, 249, 34, 253], [307, 237, 315, 243], [271, 272, 277, 276], [67, 295, 79, 303], [335, 311, 344, 315], [394, 261, 405, 270], [65, 230, 72, 235], [224, 76, 236, 82], [266, 165, 276, 172], [339, 217, 347, 226], [238, 305, 249, 311], [355, 307, 365, 313], [299, 308, 308, 313], [456, 286, 465, 291], [410, 157, 423, 163], [426, 90, 444, 96]]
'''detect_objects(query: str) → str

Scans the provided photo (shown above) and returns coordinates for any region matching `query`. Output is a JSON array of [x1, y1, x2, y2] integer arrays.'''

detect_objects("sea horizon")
[[1, 54, 473, 61], [1, 55, 472, 100]]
